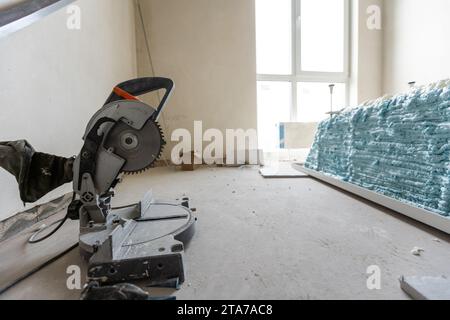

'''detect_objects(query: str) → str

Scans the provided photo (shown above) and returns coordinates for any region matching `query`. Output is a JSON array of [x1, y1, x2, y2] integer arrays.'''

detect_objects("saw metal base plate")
[[84, 195, 196, 287]]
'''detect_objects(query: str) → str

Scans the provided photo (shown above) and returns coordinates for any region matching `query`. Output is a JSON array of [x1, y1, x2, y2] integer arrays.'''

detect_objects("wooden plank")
[[294, 164, 450, 235]]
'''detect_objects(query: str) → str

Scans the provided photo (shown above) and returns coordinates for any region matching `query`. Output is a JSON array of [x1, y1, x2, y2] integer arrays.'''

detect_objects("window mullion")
[[291, 0, 301, 122], [291, 79, 298, 121], [291, 0, 297, 76], [344, 0, 350, 78], [294, 0, 302, 75]]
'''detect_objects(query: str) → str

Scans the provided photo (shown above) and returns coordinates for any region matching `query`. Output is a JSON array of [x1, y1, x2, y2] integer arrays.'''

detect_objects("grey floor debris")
[[1, 166, 450, 300], [411, 247, 425, 256]]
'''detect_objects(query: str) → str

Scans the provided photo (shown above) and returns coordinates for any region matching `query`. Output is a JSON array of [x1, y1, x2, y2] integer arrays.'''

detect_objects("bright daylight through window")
[[256, 0, 349, 151]]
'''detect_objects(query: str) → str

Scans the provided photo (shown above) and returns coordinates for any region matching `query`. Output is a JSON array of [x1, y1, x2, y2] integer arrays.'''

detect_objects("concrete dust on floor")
[[1, 166, 450, 300]]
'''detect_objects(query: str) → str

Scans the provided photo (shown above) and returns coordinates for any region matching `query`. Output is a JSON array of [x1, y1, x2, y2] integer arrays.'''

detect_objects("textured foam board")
[[305, 80, 450, 218]]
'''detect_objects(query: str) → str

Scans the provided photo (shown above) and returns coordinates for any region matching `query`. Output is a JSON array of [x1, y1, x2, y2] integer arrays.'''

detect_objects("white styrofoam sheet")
[[294, 164, 450, 235]]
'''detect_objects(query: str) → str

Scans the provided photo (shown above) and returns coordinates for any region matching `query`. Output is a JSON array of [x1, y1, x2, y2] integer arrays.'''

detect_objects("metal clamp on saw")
[[70, 77, 196, 287]]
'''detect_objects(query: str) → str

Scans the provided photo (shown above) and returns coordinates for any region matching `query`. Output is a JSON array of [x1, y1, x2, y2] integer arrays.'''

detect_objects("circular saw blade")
[[104, 119, 165, 174]]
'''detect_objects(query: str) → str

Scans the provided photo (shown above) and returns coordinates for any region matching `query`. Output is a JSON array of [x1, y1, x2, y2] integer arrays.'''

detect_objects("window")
[[255, 0, 292, 75], [300, 0, 346, 73], [256, 0, 349, 150], [297, 82, 346, 122], [257, 81, 292, 151]]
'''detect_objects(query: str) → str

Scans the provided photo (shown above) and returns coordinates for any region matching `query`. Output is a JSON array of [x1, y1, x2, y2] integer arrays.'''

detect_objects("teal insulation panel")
[[305, 81, 450, 218]]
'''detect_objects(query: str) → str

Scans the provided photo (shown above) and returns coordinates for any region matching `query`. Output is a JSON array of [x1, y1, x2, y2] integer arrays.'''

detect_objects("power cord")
[[28, 193, 75, 244]]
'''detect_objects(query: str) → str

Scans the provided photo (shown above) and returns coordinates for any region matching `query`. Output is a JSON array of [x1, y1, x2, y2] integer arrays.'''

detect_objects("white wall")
[[135, 0, 257, 157], [0, 0, 137, 221], [383, 0, 450, 94], [349, 0, 384, 106]]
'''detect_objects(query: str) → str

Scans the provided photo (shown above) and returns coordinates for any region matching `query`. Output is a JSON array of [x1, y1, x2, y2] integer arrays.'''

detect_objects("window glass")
[[300, 0, 345, 72], [257, 81, 292, 150], [297, 82, 346, 122], [255, 0, 292, 75]]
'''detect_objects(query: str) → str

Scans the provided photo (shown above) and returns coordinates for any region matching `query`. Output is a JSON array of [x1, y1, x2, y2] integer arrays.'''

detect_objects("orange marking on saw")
[[113, 87, 140, 101]]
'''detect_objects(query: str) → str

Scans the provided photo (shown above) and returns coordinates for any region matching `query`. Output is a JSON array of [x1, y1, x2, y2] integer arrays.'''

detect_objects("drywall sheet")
[[305, 80, 450, 219], [260, 163, 308, 178]]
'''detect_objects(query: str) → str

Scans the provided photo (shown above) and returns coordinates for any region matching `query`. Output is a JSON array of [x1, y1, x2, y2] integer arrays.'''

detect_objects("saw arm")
[[73, 78, 173, 225]]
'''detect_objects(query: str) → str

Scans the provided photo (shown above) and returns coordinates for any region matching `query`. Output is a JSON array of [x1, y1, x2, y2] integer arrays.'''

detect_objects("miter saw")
[[0, 77, 196, 293], [72, 77, 196, 287]]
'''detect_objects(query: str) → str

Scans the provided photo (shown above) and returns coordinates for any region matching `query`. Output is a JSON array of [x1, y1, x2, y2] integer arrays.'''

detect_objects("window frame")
[[256, 0, 350, 122]]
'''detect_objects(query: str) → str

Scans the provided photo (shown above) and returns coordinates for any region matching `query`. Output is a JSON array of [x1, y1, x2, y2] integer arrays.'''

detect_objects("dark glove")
[[0, 140, 74, 203]]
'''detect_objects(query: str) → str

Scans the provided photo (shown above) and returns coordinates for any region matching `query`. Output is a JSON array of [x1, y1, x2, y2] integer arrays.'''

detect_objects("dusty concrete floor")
[[1, 165, 450, 300]]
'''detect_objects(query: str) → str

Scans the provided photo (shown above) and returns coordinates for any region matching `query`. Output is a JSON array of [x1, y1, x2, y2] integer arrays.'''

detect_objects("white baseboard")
[[295, 165, 450, 235]]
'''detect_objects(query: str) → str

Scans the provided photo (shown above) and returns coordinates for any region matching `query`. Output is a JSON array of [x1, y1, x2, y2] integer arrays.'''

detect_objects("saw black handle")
[[105, 77, 174, 121]]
